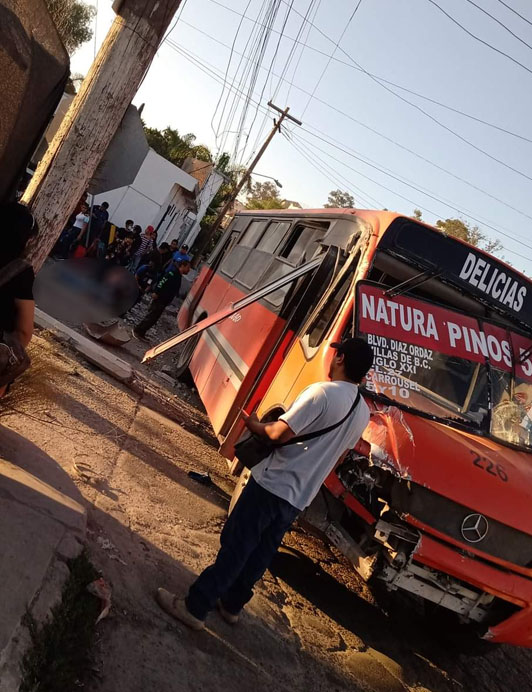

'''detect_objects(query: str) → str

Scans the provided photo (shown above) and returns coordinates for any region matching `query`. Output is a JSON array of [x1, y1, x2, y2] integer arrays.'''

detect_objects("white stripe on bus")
[[202, 329, 244, 390]]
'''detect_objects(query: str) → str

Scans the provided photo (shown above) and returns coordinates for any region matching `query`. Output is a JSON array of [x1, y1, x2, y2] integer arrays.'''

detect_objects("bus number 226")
[[471, 452, 508, 482]]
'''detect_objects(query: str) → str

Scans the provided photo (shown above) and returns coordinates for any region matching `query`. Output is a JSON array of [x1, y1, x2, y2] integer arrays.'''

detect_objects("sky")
[[72, 0, 532, 274]]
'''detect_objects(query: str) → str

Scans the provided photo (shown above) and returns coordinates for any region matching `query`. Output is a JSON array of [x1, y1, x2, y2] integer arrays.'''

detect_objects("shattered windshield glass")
[[356, 282, 532, 451]]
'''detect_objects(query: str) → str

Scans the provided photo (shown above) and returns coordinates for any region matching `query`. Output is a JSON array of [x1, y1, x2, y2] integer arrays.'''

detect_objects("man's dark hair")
[[159, 242, 170, 250], [177, 259, 191, 269], [332, 338, 374, 383], [0, 202, 38, 265], [101, 202, 109, 209], [126, 219, 134, 227], [171, 238, 178, 245], [181, 244, 189, 251], [133, 225, 142, 234]]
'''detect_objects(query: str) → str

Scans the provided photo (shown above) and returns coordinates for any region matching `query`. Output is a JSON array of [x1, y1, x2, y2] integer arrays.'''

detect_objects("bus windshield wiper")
[[385, 269, 441, 298]]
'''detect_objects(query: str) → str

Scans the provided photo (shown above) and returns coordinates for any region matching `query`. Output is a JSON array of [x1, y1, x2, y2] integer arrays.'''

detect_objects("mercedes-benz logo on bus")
[[461, 513, 489, 543]]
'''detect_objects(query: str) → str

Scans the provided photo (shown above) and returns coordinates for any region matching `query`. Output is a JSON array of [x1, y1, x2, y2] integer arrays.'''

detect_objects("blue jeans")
[[186, 477, 299, 620]]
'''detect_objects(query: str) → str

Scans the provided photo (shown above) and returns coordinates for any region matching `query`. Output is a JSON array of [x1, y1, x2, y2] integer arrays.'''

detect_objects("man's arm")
[[242, 412, 296, 444], [13, 299, 34, 347]]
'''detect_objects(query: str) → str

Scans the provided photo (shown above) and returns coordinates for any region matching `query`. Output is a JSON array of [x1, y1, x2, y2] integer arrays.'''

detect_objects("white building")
[[154, 166, 226, 247], [94, 149, 199, 232]]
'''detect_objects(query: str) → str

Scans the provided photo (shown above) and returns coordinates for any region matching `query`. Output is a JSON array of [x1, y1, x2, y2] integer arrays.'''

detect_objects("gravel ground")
[[2, 331, 532, 692]]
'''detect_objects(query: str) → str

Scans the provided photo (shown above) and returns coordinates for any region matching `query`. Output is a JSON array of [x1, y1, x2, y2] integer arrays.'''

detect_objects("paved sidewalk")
[[0, 425, 86, 691]]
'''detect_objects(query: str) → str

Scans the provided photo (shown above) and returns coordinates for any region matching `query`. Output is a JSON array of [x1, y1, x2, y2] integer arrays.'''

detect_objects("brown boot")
[[156, 588, 205, 630]]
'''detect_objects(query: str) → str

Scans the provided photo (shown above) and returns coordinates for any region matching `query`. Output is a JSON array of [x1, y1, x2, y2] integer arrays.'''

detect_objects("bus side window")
[[219, 220, 268, 278], [304, 253, 359, 350], [256, 221, 291, 254], [239, 220, 268, 247], [279, 224, 327, 264]]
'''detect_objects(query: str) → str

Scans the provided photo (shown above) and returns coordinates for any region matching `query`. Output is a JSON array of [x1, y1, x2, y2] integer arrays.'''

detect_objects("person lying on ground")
[[132, 259, 191, 340], [0, 202, 38, 396], [155, 338, 374, 630]]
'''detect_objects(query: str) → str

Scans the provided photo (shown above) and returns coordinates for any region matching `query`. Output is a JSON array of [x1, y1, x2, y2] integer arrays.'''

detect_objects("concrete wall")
[[94, 149, 197, 231]]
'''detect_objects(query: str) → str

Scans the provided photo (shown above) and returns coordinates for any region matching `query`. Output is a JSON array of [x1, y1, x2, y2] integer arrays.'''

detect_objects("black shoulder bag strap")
[[281, 389, 361, 447]]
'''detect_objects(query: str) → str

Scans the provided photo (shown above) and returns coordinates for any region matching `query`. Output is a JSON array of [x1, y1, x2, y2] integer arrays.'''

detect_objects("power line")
[[299, 123, 532, 231], [425, 0, 532, 77], [300, 0, 363, 117], [190, 5, 532, 144], [289, 129, 532, 259], [163, 41, 531, 259], [171, 22, 532, 222], [282, 130, 383, 208], [464, 0, 532, 51], [276, 0, 532, 182], [495, 0, 532, 28]]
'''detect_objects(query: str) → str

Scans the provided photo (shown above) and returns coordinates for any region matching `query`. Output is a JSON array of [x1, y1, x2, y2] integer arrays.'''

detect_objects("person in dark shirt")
[[135, 259, 158, 296], [133, 260, 191, 340], [0, 202, 38, 396], [152, 242, 171, 274]]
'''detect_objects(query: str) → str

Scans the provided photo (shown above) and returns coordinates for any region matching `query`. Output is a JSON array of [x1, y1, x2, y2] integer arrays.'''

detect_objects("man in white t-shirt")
[[156, 338, 374, 630]]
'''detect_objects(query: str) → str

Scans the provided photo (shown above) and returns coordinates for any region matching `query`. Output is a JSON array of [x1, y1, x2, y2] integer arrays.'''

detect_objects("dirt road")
[[2, 331, 532, 692]]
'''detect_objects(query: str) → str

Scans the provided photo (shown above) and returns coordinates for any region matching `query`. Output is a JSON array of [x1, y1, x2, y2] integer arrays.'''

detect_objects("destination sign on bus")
[[357, 283, 532, 385], [379, 220, 532, 326]]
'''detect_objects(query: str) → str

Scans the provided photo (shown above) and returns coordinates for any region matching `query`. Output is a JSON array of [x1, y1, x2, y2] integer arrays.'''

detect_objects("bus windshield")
[[356, 282, 532, 452]]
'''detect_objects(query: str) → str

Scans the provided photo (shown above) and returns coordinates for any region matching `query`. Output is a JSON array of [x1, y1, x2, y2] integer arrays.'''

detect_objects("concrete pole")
[[192, 102, 302, 263], [22, 0, 183, 270]]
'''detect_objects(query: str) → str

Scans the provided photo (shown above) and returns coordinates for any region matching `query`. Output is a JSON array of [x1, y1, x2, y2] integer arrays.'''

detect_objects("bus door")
[[256, 241, 365, 421], [143, 248, 333, 434], [219, 245, 342, 457], [188, 218, 330, 435]]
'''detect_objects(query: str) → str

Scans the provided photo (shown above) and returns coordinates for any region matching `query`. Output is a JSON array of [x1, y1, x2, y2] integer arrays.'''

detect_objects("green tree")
[[324, 189, 355, 208], [45, 0, 95, 54], [144, 126, 212, 166], [246, 181, 283, 210], [412, 210, 503, 255]]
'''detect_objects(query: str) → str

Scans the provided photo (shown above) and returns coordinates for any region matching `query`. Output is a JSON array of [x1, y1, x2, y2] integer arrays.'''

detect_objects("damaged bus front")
[[296, 220, 532, 648]]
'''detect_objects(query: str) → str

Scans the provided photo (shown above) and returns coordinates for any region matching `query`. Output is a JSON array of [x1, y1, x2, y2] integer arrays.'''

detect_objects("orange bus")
[[149, 209, 532, 648]]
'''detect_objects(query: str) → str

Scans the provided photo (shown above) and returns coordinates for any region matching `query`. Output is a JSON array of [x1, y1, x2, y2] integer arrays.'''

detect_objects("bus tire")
[[173, 334, 200, 379], [173, 313, 206, 378], [228, 467, 251, 515]]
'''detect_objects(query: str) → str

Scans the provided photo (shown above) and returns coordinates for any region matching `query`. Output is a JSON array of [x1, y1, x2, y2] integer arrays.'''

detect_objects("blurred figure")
[[133, 257, 159, 305], [89, 201, 109, 256], [157, 242, 172, 269], [54, 202, 90, 259], [0, 202, 38, 396], [133, 259, 191, 340], [130, 225, 156, 273]]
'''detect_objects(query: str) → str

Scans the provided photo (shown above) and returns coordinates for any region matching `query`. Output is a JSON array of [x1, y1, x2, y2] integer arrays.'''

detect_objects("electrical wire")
[[288, 129, 532, 258], [204, 0, 532, 144], [425, 0, 532, 77], [464, 0, 532, 51], [276, 0, 532, 183], [286, 131, 530, 263], [299, 122, 532, 234], [169, 22, 532, 222], [283, 129, 384, 208], [163, 40, 531, 260], [190, 5, 532, 144], [495, 0, 532, 28], [300, 0, 363, 118]]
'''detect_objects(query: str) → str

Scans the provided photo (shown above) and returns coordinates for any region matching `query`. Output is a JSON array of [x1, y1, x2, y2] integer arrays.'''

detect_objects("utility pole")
[[22, 0, 184, 271], [193, 102, 302, 262]]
